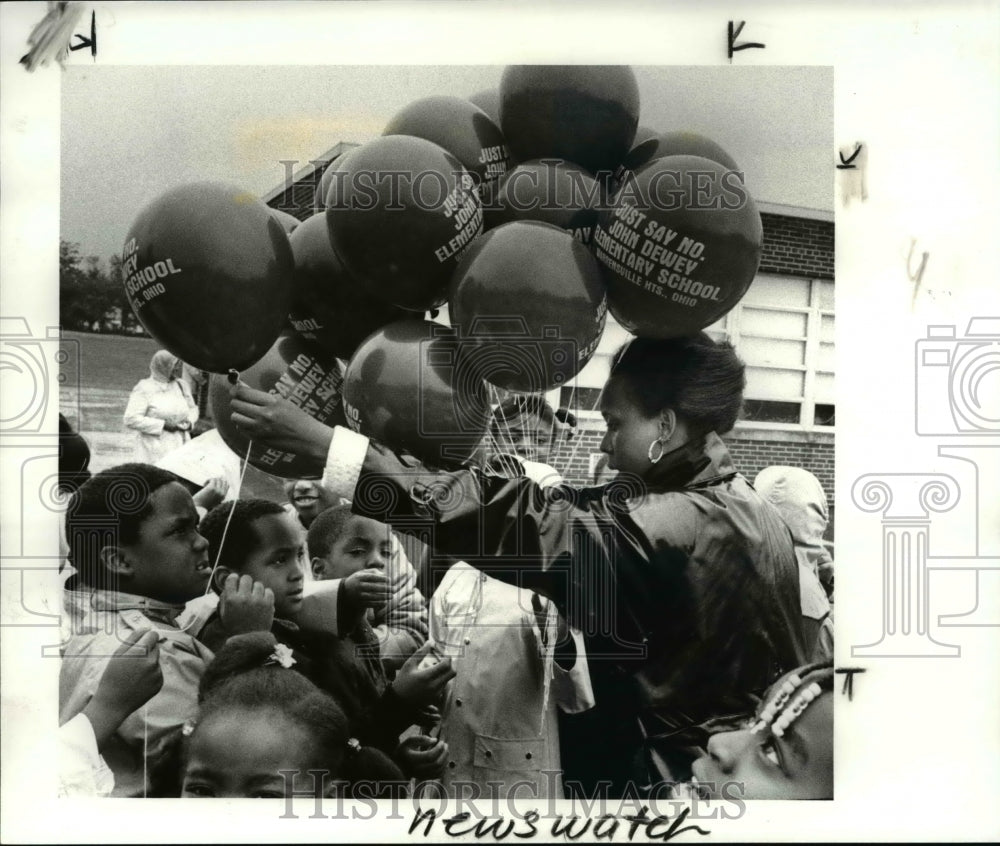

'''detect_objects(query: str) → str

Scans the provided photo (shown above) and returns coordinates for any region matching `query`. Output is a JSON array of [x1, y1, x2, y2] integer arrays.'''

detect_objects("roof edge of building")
[[260, 141, 360, 204], [757, 201, 834, 223]]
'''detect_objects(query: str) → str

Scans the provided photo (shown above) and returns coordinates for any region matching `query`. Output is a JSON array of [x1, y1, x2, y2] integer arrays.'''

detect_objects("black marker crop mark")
[[835, 667, 866, 700], [68, 11, 97, 59], [728, 21, 766, 60], [837, 143, 863, 169]]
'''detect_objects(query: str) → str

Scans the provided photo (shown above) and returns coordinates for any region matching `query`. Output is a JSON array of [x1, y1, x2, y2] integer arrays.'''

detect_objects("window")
[[560, 274, 835, 431], [709, 274, 835, 430]]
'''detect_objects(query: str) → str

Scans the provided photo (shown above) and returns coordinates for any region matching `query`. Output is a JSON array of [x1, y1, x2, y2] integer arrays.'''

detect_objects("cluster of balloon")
[[208, 332, 347, 478], [268, 207, 302, 235], [341, 319, 491, 469], [468, 89, 501, 129], [382, 95, 511, 206], [313, 159, 341, 213], [287, 213, 407, 360], [608, 125, 659, 193], [592, 155, 763, 339], [488, 159, 603, 244], [499, 66, 640, 177], [449, 221, 607, 393], [325, 135, 484, 312], [122, 181, 293, 373], [618, 130, 740, 190]]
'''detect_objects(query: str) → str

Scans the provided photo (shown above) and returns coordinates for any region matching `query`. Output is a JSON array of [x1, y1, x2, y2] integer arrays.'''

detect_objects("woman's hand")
[[228, 383, 335, 470]]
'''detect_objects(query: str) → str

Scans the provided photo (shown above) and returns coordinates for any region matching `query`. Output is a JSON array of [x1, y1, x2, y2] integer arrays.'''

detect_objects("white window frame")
[[557, 276, 835, 432], [724, 276, 835, 433]]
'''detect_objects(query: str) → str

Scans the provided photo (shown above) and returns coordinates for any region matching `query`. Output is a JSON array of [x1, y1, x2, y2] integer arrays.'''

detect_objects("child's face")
[[288, 480, 331, 528], [493, 413, 555, 464], [121, 482, 211, 604], [242, 513, 306, 618], [691, 692, 833, 800], [181, 708, 324, 798], [312, 515, 393, 581]]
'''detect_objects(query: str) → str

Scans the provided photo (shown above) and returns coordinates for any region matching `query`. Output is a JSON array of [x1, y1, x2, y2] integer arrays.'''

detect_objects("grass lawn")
[[59, 330, 286, 500]]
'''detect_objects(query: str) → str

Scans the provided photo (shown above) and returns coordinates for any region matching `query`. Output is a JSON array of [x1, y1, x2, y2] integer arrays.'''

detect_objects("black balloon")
[[288, 213, 407, 360], [449, 221, 608, 393], [122, 181, 293, 373], [383, 95, 511, 197], [487, 159, 603, 244], [593, 155, 762, 338], [341, 319, 490, 469], [326, 136, 483, 312], [499, 66, 640, 176], [208, 332, 347, 479]]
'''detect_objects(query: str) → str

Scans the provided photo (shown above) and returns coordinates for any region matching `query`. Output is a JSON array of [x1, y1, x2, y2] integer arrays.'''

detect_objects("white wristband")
[[322, 425, 370, 501]]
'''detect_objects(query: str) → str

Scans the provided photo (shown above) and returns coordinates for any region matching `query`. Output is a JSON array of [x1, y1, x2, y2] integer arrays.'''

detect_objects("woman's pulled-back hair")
[[191, 632, 404, 795], [609, 333, 746, 436]]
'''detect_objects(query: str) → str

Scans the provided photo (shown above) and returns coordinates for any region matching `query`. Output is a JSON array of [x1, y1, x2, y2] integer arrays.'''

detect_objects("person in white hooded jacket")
[[123, 350, 199, 464], [754, 465, 834, 662]]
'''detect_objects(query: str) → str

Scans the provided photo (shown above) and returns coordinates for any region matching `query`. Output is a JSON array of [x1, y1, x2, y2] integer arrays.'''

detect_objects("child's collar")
[[65, 585, 188, 623]]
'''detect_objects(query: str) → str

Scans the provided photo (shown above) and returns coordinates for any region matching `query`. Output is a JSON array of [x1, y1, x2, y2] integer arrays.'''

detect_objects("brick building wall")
[[550, 430, 834, 497], [549, 428, 835, 539], [758, 212, 834, 280]]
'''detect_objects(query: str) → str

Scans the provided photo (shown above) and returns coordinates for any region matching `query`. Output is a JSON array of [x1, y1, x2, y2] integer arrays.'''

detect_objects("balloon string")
[[558, 379, 607, 484], [202, 438, 254, 596], [486, 384, 516, 459]]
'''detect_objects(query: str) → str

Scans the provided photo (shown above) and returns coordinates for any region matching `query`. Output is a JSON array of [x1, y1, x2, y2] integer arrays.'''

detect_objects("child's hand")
[[192, 477, 229, 511], [84, 629, 165, 748], [396, 734, 449, 779], [219, 573, 275, 635], [343, 569, 391, 612], [392, 642, 456, 707]]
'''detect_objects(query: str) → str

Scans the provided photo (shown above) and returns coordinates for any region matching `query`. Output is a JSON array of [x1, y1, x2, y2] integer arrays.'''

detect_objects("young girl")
[[179, 632, 404, 798], [688, 662, 834, 800], [197, 500, 451, 768]]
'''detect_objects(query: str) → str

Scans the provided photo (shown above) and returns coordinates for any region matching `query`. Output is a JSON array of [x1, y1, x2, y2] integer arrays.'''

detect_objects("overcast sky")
[[62, 65, 831, 262]]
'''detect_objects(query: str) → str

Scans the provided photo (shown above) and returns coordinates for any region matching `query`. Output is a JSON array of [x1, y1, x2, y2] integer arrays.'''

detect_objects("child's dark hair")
[[189, 632, 405, 797], [306, 504, 355, 560], [64, 463, 180, 590], [609, 333, 746, 436], [199, 499, 287, 582], [58, 414, 92, 495]]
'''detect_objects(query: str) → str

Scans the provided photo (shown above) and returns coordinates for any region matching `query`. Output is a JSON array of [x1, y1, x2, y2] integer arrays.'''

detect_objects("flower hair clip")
[[264, 643, 297, 669], [346, 738, 362, 756]]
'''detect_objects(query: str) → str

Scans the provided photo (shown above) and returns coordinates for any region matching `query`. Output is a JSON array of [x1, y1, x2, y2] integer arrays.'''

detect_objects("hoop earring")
[[647, 437, 666, 464]]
